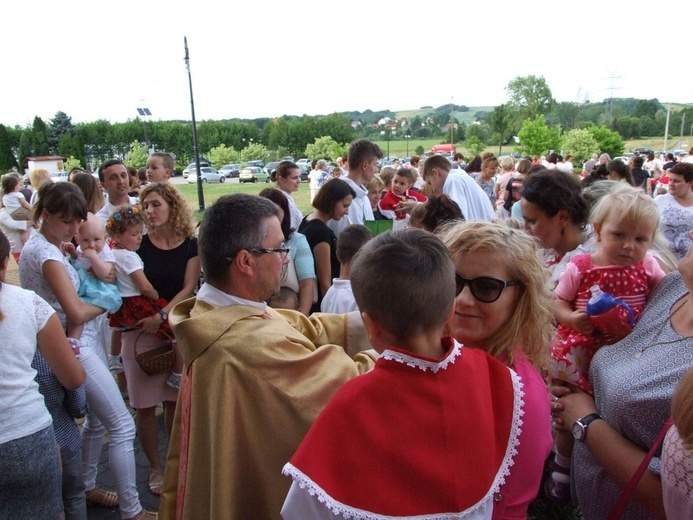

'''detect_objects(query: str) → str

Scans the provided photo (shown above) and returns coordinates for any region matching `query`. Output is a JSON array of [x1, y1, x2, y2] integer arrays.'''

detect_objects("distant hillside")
[[395, 105, 495, 125]]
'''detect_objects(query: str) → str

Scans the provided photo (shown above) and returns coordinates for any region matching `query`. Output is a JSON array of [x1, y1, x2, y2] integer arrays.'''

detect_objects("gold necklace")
[[634, 296, 690, 359]]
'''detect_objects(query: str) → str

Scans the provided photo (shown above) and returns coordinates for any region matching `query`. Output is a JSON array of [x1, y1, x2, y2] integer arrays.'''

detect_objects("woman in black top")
[[121, 182, 200, 496], [299, 178, 355, 314]]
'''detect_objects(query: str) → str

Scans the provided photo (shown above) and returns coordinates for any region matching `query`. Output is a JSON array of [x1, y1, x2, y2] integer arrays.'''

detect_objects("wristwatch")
[[158, 309, 168, 321], [573, 413, 603, 442]]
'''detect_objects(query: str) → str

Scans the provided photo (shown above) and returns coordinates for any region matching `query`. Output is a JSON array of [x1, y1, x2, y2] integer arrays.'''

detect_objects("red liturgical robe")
[[282, 338, 524, 519]]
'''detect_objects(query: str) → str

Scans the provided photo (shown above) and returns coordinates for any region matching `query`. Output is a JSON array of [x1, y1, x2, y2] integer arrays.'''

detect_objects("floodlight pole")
[[184, 36, 204, 212]]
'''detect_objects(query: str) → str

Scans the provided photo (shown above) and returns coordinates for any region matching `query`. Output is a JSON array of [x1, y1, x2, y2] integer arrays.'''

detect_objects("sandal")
[[149, 469, 164, 496], [85, 487, 119, 508]]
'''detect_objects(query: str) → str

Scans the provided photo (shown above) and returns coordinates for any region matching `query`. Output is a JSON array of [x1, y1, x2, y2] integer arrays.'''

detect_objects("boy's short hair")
[[347, 139, 383, 170], [394, 168, 415, 185], [422, 155, 452, 179], [453, 153, 465, 161], [351, 229, 455, 340], [150, 152, 175, 172], [336, 225, 373, 265]]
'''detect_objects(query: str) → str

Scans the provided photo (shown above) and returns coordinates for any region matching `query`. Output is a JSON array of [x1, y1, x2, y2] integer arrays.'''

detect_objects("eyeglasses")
[[227, 244, 290, 262], [454, 273, 520, 303]]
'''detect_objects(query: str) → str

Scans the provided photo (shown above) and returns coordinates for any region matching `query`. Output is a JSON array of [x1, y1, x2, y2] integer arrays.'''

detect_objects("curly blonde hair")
[[139, 182, 195, 238], [441, 221, 553, 371]]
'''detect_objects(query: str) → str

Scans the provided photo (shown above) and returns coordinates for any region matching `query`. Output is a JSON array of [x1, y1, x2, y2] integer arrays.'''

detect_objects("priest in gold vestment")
[[160, 194, 375, 519]]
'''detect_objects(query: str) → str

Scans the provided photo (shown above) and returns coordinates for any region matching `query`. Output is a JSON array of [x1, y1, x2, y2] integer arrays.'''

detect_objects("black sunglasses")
[[455, 273, 520, 303]]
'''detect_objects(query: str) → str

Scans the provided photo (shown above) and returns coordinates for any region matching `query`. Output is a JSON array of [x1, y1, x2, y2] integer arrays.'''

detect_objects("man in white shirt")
[[328, 139, 383, 236], [95, 160, 138, 224], [422, 155, 495, 221]]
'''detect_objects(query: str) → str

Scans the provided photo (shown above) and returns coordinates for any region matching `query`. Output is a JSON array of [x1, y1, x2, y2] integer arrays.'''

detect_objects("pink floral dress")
[[550, 252, 665, 393]]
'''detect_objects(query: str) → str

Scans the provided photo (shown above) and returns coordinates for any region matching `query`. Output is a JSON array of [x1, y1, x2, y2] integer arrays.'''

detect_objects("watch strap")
[[579, 412, 602, 428]]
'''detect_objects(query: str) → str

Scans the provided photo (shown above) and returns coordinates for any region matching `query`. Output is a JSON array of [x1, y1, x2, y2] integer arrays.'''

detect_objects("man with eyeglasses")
[[160, 194, 376, 519]]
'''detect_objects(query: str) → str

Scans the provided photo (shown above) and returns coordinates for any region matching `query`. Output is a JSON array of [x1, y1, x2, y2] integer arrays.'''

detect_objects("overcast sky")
[[3, 1, 691, 128]]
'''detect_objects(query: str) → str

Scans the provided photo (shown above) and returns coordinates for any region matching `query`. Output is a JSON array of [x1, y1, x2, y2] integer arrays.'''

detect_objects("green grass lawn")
[[177, 180, 313, 221]]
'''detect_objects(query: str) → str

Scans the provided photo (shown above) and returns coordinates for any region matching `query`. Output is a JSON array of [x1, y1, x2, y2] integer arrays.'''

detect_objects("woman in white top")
[[655, 163, 693, 260], [271, 160, 304, 231], [0, 232, 85, 519], [18, 182, 156, 520]]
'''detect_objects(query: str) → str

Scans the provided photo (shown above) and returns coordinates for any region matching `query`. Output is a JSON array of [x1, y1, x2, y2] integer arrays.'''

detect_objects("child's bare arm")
[[129, 269, 159, 300], [555, 298, 593, 334], [81, 249, 116, 282], [20, 197, 32, 210]]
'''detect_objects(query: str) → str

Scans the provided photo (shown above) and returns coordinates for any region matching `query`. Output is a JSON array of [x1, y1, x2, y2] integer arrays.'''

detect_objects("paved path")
[[5, 255, 168, 518]]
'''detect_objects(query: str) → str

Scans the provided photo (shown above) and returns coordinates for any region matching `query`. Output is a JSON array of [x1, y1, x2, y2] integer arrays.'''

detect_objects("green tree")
[[632, 99, 660, 119], [464, 136, 485, 156], [314, 113, 355, 145], [242, 142, 268, 162], [58, 133, 75, 159], [488, 104, 512, 155], [207, 143, 239, 168], [64, 156, 83, 171], [48, 111, 75, 153], [465, 123, 492, 143], [561, 129, 600, 165], [72, 132, 86, 166], [516, 115, 561, 157], [414, 145, 425, 156], [506, 75, 554, 122], [18, 131, 32, 170], [586, 125, 624, 158], [125, 141, 149, 169], [551, 102, 581, 131], [0, 124, 18, 171], [305, 136, 346, 162], [31, 116, 49, 156]]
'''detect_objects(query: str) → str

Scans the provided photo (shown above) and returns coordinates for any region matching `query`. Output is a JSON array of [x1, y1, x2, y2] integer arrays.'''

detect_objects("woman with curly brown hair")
[[119, 182, 200, 496]]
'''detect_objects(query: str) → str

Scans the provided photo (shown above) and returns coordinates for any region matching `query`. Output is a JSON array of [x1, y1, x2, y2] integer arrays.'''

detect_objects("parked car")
[[296, 158, 311, 168], [187, 167, 225, 184], [219, 164, 240, 178], [262, 161, 280, 177], [632, 147, 653, 156], [245, 160, 265, 169], [239, 166, 269, 183], [182, 161, 211, 179], [297, 164, 310, 182]]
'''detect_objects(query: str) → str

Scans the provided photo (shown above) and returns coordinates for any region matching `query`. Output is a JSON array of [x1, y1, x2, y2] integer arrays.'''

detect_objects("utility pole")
[[664, 103, 671, 153], [184, 37, 205, 212]]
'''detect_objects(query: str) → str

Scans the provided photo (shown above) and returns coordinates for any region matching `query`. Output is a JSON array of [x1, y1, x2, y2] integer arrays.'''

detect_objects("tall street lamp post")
[[184, 37, 204, 212]]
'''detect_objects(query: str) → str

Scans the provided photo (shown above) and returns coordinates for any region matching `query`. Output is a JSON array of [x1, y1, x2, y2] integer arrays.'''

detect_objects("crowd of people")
[[1, 138, 692, 520]]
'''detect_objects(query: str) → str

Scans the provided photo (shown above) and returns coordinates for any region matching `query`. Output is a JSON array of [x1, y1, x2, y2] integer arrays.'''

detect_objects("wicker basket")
[[134, 330, 175, 376]]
